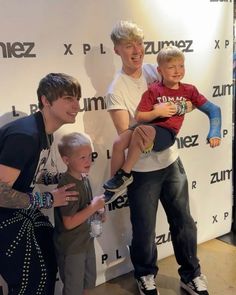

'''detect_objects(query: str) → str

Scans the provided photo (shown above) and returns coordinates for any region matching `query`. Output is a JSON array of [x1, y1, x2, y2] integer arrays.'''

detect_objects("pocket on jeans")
[[177, 158, 185, 174]]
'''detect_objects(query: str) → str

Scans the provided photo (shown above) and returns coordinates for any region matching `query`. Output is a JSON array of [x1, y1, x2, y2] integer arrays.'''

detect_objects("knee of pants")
[[170, 215, 197, 234], [132, 224, 156, 245]]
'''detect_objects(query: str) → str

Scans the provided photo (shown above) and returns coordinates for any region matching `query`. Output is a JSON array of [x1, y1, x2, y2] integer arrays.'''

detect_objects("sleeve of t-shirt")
[[0, 134, 38, 170], [58, 176, 81, 217], [190, 85, 208, 107], [105, 92, 127, 111], [137, 88, 156, 112]]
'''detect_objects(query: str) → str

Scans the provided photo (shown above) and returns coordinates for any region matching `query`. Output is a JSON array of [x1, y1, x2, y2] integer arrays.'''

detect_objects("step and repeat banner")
[[0, 0, 233, 293]]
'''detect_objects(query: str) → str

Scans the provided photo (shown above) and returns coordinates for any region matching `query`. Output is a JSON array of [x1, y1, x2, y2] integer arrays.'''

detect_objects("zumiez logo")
[[210, 0, 231, 2], [210, 169, 232, 184], [212, 84, 233, 97], [0, 42, 36, 58], [176, 134, 199, 149], [10, 95, 107, 116], [79, 96, 106, 111], [144, 39, 194, 54]]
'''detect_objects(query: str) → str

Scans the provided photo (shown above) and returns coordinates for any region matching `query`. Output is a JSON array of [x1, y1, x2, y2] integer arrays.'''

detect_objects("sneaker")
[[104, 187, 127, 204], [180, 274, 209, 295], [103, 169, 133, 191], [143, 142, 154, 154], [136, 275, 159, 295]]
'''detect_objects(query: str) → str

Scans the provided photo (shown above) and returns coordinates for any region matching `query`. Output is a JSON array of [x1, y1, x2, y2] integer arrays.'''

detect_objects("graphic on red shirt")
[[137, 81, 207, 134]]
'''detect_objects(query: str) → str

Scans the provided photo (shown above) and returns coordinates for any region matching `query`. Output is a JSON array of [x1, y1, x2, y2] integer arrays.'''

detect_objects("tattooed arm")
[[0, 181, 30, 208], [0, 164, 30, 209], [0, 164, 78, 209]]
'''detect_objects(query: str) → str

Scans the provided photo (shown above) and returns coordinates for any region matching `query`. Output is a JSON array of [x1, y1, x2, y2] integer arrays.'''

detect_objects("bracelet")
[[176, 101, 187, 115], [27, 191, 54, 209]]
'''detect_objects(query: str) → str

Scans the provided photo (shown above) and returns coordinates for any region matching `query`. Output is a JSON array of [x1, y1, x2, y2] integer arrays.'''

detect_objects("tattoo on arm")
[[0, 181, 30, 209]]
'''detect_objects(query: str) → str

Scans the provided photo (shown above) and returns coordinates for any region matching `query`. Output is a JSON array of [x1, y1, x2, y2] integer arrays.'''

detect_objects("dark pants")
[[0, 208, 57, 295], [128, 157, 201, 283]]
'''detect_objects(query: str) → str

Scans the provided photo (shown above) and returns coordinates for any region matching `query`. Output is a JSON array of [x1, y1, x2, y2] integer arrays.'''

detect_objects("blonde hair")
[[110, 20, 144, 45], [157, 46, 185, 65], [58, 132, 92, 157]]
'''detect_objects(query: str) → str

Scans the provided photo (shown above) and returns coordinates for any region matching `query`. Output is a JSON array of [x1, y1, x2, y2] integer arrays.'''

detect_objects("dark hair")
[[37, 73, 81, 109]]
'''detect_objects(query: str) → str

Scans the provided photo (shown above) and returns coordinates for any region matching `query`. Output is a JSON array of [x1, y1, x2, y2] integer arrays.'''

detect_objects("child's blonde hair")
[[58, 132, 92, 157], [110, 20, 144, 45], [157, 46, 185, 65]]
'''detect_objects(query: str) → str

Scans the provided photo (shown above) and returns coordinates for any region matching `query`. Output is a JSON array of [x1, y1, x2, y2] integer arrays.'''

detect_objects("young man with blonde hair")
[[105, 20, 211, 295]]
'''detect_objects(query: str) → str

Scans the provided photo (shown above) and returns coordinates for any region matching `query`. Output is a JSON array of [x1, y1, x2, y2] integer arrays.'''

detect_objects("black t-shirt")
[[0, 111, 50, 193]]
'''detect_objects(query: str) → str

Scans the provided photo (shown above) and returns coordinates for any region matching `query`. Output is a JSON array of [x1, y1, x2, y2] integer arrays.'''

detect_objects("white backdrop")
[[0, 0, 233, 294]]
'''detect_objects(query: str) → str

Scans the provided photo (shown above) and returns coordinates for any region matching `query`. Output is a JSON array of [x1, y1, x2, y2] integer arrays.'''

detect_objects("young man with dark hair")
[[0, 73, 81, 295]]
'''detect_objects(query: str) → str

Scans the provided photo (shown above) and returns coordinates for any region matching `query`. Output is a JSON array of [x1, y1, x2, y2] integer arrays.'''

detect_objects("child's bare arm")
[[62, 195, 105, 230], [135, 103, 176, 122]]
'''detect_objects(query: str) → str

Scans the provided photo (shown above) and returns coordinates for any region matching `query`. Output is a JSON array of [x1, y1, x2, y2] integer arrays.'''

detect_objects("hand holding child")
[[52, 183, 78, 207], [91, 195, 105, 212]]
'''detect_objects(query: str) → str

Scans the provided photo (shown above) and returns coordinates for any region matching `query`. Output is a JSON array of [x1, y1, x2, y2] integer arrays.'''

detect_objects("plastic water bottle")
[[90, 209, 104, 238]]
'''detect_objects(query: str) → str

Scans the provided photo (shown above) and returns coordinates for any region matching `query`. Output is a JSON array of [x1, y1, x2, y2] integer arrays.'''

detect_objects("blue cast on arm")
[[197, 101, 221, 140]]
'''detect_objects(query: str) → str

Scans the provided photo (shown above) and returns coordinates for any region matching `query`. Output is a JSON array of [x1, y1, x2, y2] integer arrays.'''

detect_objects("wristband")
[[27, 191, 54, 209], [176, 101, 187, 116]]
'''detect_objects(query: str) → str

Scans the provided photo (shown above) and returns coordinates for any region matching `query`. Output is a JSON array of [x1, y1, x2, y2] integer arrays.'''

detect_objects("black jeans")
[[0, 208, 57, 295], [128, 157, 201, 283]]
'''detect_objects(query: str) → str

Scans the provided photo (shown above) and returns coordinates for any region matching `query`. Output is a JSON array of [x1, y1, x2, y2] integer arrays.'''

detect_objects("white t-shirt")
[[106, 63, 178, 172]]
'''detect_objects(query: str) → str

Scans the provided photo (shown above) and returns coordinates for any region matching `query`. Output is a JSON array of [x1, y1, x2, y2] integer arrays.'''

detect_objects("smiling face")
[[114, 38, 144, 78], [49, 95, 80, 124], [158, 57, 185, 89], [63, 144, 93, 179], [42, 94, 80, 133]]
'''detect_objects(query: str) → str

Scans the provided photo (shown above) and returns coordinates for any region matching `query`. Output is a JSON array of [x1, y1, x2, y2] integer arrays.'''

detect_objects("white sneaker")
[[136, 274, 159, 295], [180, 274, 209, 295]]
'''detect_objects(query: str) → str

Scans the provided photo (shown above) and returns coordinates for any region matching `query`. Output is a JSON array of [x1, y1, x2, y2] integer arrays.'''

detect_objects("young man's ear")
[[114, 46, 120, 56], [41, 95, 51, 107]]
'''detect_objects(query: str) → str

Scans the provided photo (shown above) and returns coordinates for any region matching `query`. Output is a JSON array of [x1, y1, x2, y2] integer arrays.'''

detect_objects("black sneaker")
[[180, 274, 209, 295], [136, 275, 159, 295], [104, 187, 127, 204], [103, 169, 133, 191]]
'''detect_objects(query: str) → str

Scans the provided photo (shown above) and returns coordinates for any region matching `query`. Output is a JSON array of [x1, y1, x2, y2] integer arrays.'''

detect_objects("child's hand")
[[91, 195, 105, 211], [185, 101, 195, 113], [98, 207, 106, 222], [209, 137, 221, 148], [153, 102, 177, 117]]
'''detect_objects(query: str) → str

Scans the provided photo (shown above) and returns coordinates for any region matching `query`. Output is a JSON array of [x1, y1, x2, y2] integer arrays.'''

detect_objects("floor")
[[91, 233, 236, 295]]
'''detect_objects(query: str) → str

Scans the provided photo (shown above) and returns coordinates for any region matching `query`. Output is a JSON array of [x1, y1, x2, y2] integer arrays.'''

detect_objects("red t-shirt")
[[137, 81, 207, 134]]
